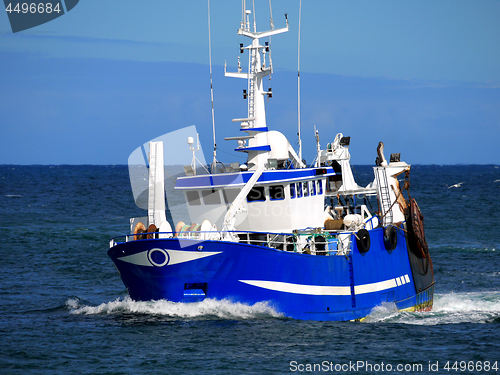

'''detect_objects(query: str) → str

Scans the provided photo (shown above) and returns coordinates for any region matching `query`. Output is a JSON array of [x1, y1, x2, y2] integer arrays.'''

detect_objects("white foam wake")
[[66, 297, 282, 320], [365, 291, 500, 325]]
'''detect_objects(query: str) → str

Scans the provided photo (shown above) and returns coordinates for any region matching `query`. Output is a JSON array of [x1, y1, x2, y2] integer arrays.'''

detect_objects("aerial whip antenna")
[[268, 0, 274, 29], [297, 0, 303, 166], [268, 0, 274, 76], [208, 0, 217, 173], [252, 0, 257, 32]]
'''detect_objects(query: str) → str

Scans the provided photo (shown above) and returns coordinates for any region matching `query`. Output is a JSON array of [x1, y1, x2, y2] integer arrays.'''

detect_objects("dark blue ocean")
[[1, 165, 499, 375]]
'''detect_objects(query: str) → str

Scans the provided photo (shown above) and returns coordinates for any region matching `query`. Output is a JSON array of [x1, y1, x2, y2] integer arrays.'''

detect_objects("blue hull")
[[108, 228, 433, 321]]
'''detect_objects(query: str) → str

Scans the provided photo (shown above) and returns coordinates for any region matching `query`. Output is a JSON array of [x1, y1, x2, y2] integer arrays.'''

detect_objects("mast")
[[224, 3, 289, 169], [207, 0, 217, 173], [297, 0, 303, 164]]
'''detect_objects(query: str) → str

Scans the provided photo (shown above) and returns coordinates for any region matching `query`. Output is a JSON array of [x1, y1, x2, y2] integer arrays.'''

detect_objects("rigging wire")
[[297, 0, 303, 165], [207, 0, 217, 173]]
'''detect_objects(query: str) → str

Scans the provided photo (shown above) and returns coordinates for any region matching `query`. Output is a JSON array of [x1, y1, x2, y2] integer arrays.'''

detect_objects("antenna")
[[297, 0, 303, 166], [252, 0, 257, 32], [268, 0, 274, 75], [268, 0, 274, 29], [208, 0, 217, 173], [314, 125, 320, 167], [241, 0, 245, 29]]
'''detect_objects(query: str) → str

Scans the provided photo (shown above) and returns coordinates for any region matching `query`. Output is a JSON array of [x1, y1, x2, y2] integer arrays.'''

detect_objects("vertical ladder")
[[375, 167, 393, 226], [247, 51, 256, 127]]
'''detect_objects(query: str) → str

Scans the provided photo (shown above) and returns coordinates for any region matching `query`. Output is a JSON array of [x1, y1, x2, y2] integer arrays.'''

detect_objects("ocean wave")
[[365, 291, 500, 325], [66, 292, 499, 324], [431, 244, 497, 252], [66, 297, 282, 320]]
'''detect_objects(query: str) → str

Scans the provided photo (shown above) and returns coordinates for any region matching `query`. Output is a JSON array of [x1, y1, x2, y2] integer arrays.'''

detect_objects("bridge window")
[[202, 189, 221, 205], [303, 181, 309, 197], [311, 180, 316, 196], [317, 180, 323, 195], [269, 185, 285, 200], [186, 191, 201, 206], [247, 186, 266, 202], [297, 182, 303, 198], [290, 183, 296, 199], [223, 188, 240, 204]]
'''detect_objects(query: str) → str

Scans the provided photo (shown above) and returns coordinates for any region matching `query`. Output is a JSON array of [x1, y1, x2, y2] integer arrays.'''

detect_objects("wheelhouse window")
[[202, 189, 221, 205], [290, 183, 296, 199], [186, 191, 201, 206], [222, 188, 240, 204], [269, 185, 285, 200], [247, 186, 266, 202], [317, 180, 323, 195], [311, 180, 316, 196], [303, 181, 309, 197], [297, 182, 303, 198]]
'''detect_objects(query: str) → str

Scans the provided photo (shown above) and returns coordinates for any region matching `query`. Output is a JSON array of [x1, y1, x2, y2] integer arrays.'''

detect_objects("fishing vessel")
[[108, 3, 434, 321]]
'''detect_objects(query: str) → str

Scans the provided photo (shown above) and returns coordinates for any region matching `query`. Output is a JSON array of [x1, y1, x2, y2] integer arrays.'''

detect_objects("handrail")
[[109, 229, 353, 256], [110, 228, 356, 241]]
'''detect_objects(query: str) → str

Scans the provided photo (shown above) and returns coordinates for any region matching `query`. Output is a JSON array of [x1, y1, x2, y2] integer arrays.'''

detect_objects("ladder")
[[375, 167, 393, 226], [247, 49, 256, 127], [247, 75, 255, 127]]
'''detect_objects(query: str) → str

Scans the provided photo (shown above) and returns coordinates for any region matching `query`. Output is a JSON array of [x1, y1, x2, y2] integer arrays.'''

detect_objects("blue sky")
[[0, 0, 499, 164]]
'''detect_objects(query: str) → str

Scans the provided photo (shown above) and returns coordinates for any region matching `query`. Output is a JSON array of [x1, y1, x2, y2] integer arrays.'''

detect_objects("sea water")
[[1, 165, 498, 374]]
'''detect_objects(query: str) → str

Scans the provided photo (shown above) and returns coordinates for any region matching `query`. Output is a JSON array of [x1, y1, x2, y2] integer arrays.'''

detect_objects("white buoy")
[[158, 221, 173, 239]]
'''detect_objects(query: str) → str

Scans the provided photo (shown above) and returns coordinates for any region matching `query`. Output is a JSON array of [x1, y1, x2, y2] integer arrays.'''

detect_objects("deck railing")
[[110, 230, 352, 256]]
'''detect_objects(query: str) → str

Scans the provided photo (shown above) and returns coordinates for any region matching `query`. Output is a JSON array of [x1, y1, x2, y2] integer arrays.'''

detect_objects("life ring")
[[407, 198, 429, 258], [146, 224, 158, 239], [356, 229, 370, 253], [383, 226, 398, 251], [133, 222, 146, 241]]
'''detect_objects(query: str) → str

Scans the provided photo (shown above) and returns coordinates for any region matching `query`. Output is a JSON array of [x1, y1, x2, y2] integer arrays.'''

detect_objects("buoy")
[[343, 214, 363, 230], [324, 218, 343, 230], [133, 222, 146, 241], [158, 221, 173, 239], [200, 219, 219, 240], [146, 224, 157, 239], [179, 224, 190, 238], [174, 221, 185, 237]]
